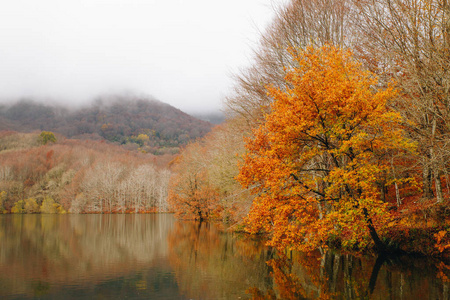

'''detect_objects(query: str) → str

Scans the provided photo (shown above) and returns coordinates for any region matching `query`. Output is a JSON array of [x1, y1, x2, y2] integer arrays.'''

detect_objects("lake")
[[0, 214, 448, 299]]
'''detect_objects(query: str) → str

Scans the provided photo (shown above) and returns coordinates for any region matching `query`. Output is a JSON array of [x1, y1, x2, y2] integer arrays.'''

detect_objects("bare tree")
[[225, 0, 353, 126], [117, 164, 170, 213], [157, 169, 171, 211], [353, 0, 450, 202], [82, 161, 124, 212]]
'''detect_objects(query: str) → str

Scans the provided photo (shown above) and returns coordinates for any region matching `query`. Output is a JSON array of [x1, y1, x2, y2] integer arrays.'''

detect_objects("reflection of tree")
[[167, 220, 274, 299], [247, 252, 330, 300], [0, 214, 174, 298], [4, 215, 448, 299], [247, 251, 450, 299]]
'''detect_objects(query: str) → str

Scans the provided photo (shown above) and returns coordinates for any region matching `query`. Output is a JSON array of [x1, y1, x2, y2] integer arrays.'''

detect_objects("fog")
[[0, 0, 286, 113]]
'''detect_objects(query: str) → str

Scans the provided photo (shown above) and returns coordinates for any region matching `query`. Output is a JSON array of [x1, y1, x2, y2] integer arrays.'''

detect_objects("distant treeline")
[[0, 95, 213, 155], [0, 131, 172, 214], [168, 0, 450, 258]]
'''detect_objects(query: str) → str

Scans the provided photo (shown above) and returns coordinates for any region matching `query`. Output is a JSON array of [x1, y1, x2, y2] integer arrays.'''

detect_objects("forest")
[[168, 0, 450, 257], [0, 131, 172, 214], [2, 0, 450, 259], [0, 94, 216, 214], [0, 94, 213, 155]]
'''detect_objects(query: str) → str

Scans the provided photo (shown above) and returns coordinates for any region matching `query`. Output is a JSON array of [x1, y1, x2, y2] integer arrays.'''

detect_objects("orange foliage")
[[168, 172, 220, 220], [168, 142, 222, 220], [237, 45, 416, 252]]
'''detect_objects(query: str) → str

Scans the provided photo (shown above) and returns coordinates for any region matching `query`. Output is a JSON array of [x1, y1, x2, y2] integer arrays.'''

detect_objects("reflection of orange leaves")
[[268, 258, 309, 300], [168, 220, 271, 300], [437, 261, 450, 282], [247, 252, 335, 300]]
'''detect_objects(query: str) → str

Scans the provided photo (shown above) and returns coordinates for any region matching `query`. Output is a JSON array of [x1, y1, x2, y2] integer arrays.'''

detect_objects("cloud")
[[0, 0, 284, 112]]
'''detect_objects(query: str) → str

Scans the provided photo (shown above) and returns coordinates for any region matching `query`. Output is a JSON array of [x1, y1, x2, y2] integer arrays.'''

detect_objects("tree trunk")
[[395, 182, 401, 207], [435, 170, 444, 203], [363, 208, 386, 253], [198, 209, 204, 222], [423, 164, 434, 199], [390, 158, 400, 206]]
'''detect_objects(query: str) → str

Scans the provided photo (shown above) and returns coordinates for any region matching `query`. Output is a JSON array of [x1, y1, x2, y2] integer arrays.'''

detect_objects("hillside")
[[0, 131, 171, 213], [0, 95, 213, 155]]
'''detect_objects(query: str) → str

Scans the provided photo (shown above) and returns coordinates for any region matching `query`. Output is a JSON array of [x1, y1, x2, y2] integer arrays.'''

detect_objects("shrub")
[[40, 197, 66, 214], [39, 131, 57, 145], [24, 198, 39, 213], [11, 200, 25, 213]]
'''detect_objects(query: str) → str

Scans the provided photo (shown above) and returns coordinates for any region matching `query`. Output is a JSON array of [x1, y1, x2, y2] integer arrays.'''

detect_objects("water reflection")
[[167, 221, 273, 300], [167, 221, 450, 300], [0, 215, 449, 299], [245, 251, 450, 299], [0, 214, 176, 299]]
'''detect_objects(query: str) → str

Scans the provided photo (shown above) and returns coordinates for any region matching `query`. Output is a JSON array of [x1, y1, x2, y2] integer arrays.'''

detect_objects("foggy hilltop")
[[0, 94, 222, 155]]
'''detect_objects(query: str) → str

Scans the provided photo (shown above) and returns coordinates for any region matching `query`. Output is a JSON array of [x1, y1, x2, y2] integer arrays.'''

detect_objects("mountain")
[[0, 95, 213, 155], [190, 111, 225, 125]]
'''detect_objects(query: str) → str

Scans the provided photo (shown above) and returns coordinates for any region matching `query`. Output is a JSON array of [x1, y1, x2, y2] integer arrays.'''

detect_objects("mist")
[[0, 0, 286, 113]]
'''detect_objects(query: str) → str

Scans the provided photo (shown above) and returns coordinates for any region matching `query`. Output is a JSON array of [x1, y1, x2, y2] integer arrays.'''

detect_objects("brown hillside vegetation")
[[0, 131, 171, 214]]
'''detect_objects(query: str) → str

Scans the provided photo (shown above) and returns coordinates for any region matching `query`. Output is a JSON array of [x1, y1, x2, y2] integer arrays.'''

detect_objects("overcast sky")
[[0, 0, 285, 113]]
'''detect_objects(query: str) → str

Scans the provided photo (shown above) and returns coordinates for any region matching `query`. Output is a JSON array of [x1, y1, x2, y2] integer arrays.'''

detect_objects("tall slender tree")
[[353, 0, 450, 202]]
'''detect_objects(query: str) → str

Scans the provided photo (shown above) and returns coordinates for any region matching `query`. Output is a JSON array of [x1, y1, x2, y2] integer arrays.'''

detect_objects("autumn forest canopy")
[[168, 0, 450, 256], [2, 0, 450, 257], [0, 96, 213, 215]]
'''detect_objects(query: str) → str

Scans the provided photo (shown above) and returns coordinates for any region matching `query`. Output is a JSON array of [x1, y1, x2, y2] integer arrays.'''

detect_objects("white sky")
[[0, 0, 285, 113]]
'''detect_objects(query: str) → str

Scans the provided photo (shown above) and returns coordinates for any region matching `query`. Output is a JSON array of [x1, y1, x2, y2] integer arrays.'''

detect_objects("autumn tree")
[[40, 197, 66, 214], [168, 142, 221, 221], [225, 0, 353, 126], [39, 131, 57, 145], [167, 122, 258, 223], [0, 131, 171, 214], [352, 0, 450, 202], [238, 45, 416, 252], [11, 200, 26, 214], [200, 123, 254, 224], [24, 198, 39, 213], [0, 191, 7, 213], [136, 133, 149, 147]]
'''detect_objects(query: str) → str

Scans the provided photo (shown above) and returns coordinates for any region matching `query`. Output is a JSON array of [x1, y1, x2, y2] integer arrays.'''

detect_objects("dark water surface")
[[0, 214, 449, 299]]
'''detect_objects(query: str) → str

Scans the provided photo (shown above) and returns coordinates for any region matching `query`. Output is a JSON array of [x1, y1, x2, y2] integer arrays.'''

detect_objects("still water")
[[0, 214, 449, 299]]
